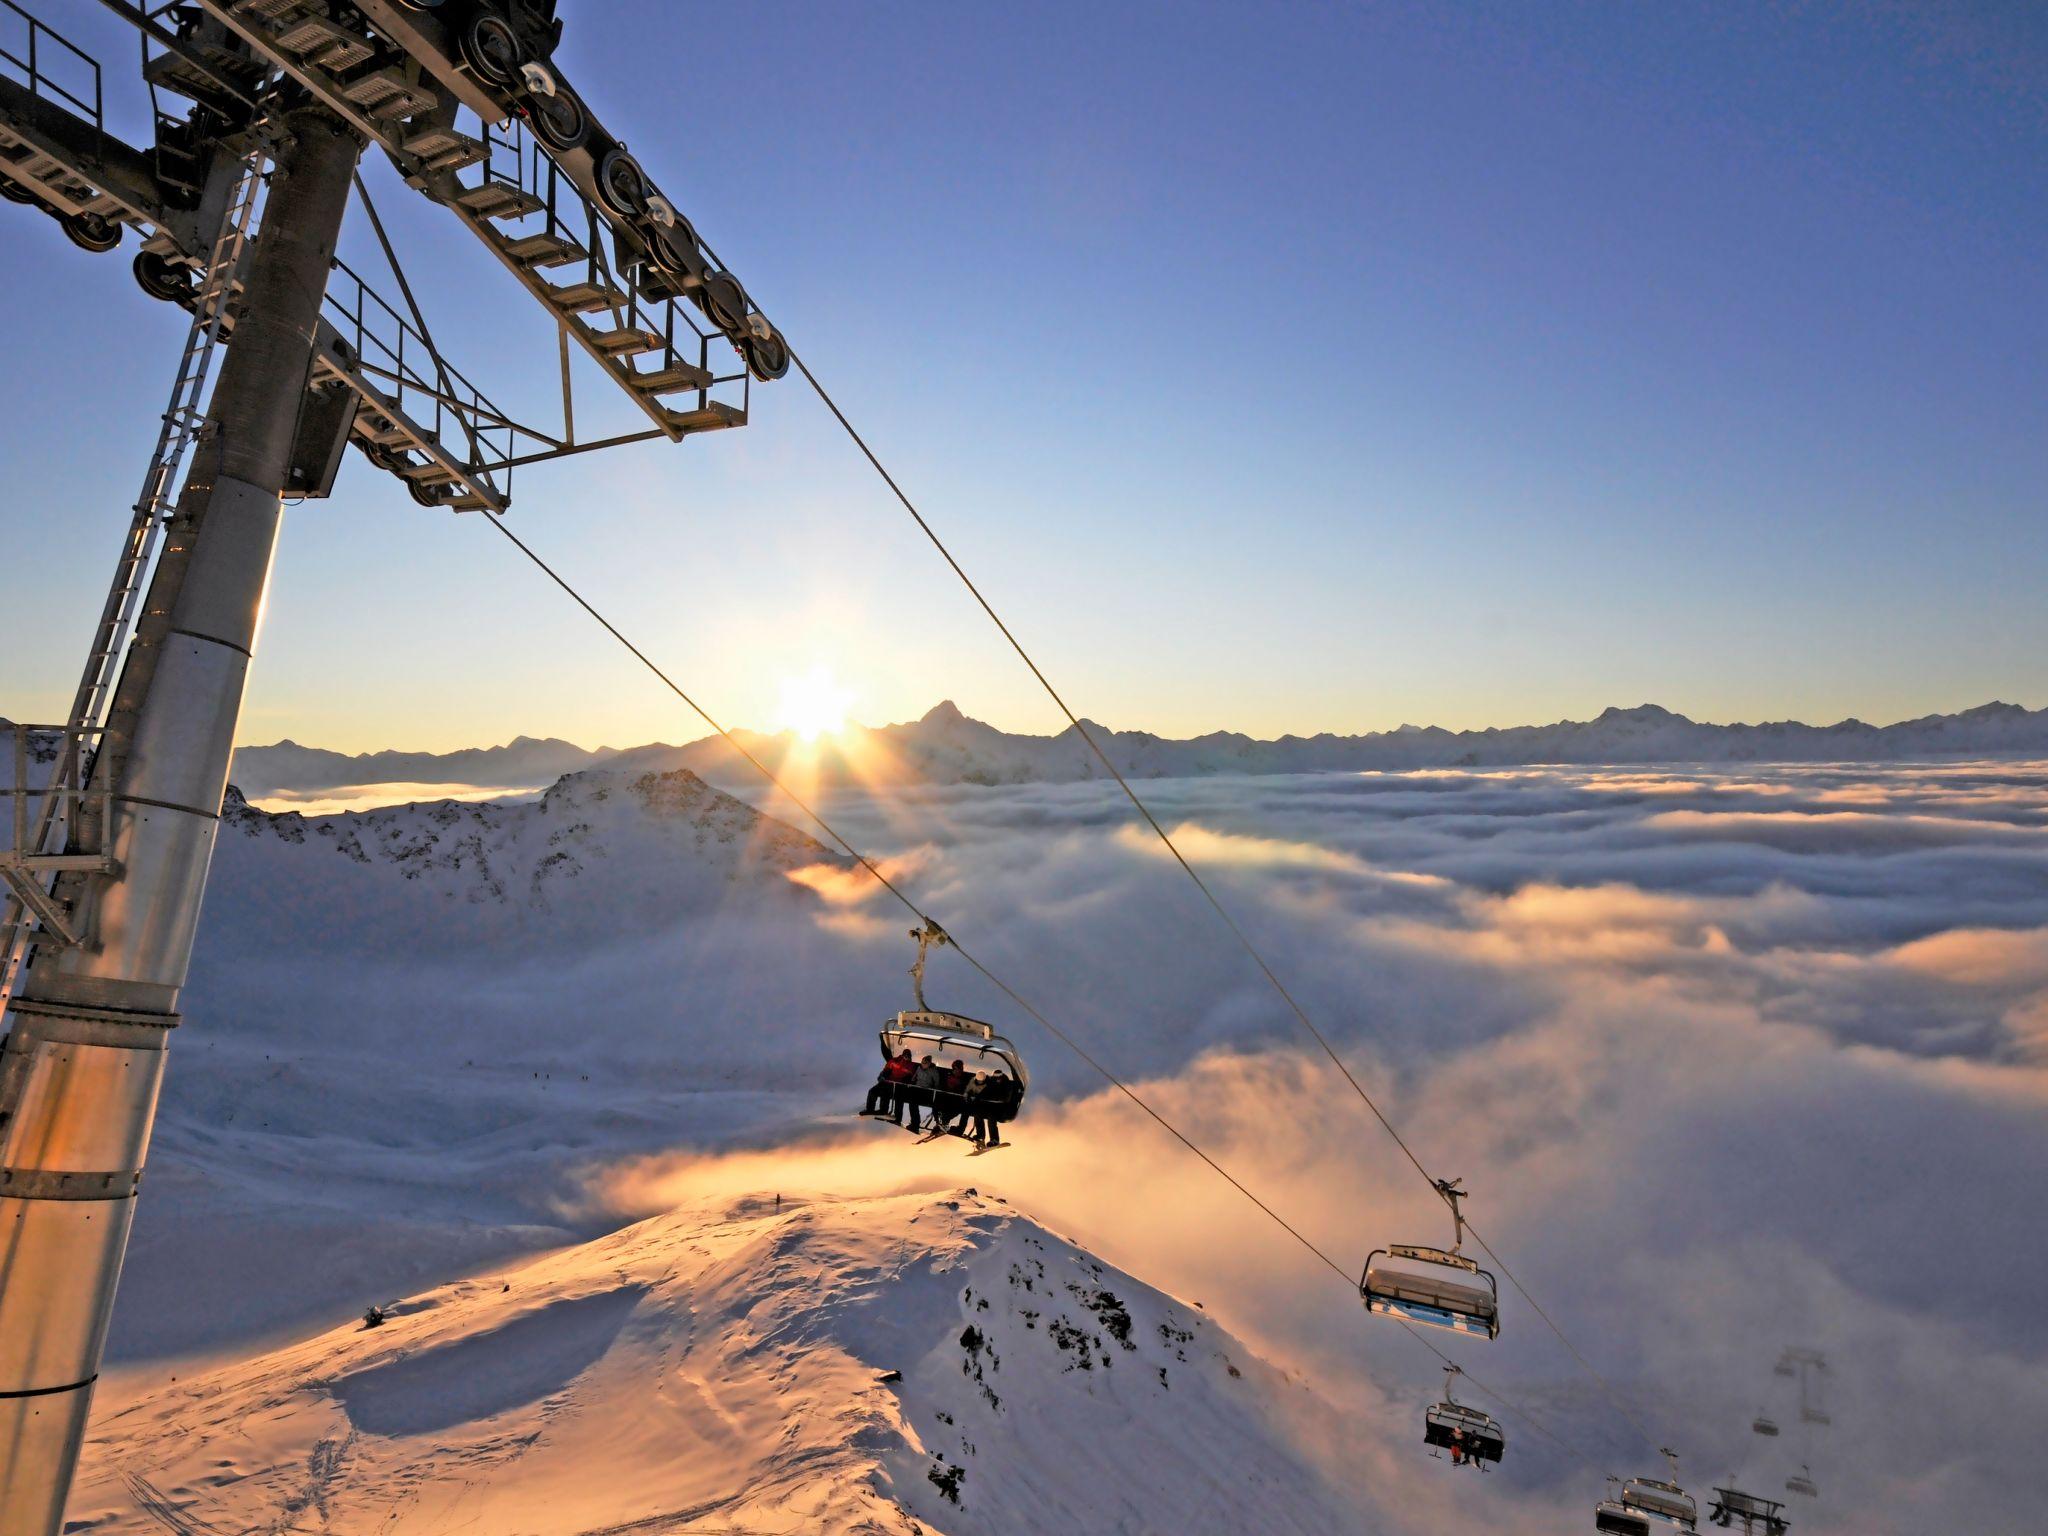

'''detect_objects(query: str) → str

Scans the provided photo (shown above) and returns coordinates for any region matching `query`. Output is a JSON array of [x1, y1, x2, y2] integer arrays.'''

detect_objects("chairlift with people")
[[1423, 1365, 1504, 1467], [1361, 1178, 1500, 1339], [860, 921, 1028, 1144], [1708, 1486, 1789, 1535], [1750, 1412, 1779, 1437]]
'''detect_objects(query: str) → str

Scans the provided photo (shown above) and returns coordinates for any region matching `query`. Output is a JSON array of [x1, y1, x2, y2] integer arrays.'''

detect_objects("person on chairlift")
[[902, 1054, 942, 1132], [967, 1068, 1012, 1147], [862, 1048, 914, 1117], [935, 1058, 971, 1133]]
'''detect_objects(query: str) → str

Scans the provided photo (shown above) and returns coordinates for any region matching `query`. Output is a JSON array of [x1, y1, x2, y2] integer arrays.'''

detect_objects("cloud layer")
[[140, 757, 2048, 1532]]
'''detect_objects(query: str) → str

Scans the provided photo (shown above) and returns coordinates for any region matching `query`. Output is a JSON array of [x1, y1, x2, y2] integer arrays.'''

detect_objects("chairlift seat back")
[[1362, 1244, 1500, 1339], [1624, 1479, 1697, 1525], [1595, 1501, 1653, 1536]]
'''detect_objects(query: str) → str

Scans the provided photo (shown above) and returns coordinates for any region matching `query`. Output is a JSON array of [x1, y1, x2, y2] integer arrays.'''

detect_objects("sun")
[[775, 666, 855, 743]]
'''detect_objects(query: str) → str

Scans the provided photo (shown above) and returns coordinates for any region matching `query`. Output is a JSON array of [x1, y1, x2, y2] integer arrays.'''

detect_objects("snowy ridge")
[[71, 1190, 1361, 1536], [215, 698, 2048, 799], [215, 763, 842, 914]]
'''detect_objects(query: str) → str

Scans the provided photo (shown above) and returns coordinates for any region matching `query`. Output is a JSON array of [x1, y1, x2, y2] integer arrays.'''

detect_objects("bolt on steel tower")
[[0, 5, 787, 1529]]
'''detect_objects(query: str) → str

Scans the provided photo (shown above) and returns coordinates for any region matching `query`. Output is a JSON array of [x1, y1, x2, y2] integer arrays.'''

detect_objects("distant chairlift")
[[1750, 1411, 1779, 1437], [1784, 1467, 1818, 1500], [1772, 1346, 1831, 1426], [1596, 1452, 1699, 1536], [1423, 1365, 1504, 1468], [1708, 1486, 1789, 1535], [878, 920, 1029, 1117], [1361, 1178, 1500, 1340]]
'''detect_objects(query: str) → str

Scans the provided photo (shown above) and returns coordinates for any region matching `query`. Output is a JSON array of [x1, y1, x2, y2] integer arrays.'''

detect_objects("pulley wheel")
[[648, 219, 702, 278], [595, 148, 650, 216], [461, 14, 523, 87], [525, 83, 587, 150], [62, 211, 122, 253], [698, 270, 748, 336], [0, 172, 38, 204], [133, 250, 195, 304], [744, 328, 790, 382]]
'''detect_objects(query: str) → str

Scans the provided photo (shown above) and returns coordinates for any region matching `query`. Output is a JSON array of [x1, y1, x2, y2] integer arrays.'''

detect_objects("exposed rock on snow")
[[71, 1191, 1362, 1536]]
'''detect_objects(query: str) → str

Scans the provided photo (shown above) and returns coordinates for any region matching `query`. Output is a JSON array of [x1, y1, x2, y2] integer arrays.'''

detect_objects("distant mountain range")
[[221, 699, 2048, 799]]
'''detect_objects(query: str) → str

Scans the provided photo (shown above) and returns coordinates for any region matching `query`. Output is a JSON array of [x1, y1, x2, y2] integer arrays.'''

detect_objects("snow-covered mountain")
[[222, 698, 2048, 800], [70, 1190, 1364, 1536], [214, 763, 843, 917]]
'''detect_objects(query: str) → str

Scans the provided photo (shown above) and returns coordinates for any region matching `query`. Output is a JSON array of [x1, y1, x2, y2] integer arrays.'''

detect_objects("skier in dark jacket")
[[969, 1069, 1016, 1147], [900, 1056, 942, 1132], [934, 1060, 971, 1134]]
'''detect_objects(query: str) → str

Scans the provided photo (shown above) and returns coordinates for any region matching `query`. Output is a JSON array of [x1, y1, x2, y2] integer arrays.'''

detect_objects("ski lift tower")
[[0, 4, 786, 1529]]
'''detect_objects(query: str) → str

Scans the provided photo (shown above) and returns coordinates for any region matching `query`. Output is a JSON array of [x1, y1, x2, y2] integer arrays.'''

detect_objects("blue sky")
[[2, 1, 2043, 751]]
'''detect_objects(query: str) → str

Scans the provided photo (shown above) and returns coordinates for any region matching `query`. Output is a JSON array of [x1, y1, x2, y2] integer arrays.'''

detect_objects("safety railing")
[[0, 0, 104, 156], [322, 257, 547, 490], [469, 114, 751, 406], [3, 722, 108, 864]]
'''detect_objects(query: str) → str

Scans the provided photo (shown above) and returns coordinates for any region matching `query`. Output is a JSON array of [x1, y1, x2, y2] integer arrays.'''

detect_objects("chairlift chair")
[[1598, 1451, 1698, 1535], [875, 921, 1029, 1119], [1708, 1486, 1788, 1536], [1361, 1179, 1500, 1339], [880, 1010, 1029, 1107], [1422, 1365, 1504, 1466], [1784, 1468, 1817, 1499], [1750, 1413, 1779, 1437]]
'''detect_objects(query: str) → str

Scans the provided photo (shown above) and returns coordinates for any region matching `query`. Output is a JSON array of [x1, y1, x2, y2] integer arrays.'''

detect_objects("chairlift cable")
[[788, 347, 1670, 1461], [474, 508, 1602, 1478]]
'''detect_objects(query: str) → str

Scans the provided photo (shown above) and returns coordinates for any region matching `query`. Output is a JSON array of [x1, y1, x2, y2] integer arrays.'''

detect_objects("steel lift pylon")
[[0, 5, 787, 1529]]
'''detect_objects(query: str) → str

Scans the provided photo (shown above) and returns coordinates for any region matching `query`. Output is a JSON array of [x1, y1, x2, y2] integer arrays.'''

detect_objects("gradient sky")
[[2, 1, 2043, 753]]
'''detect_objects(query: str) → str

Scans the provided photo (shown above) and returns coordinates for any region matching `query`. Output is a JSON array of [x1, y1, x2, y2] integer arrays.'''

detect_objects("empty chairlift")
[[1750, 1411, 1779, 1437], [1596, 1452, 1699, 1536], [1784, 1467, 1818, 1499], [1361, 1178, 1500, 1340], [1423, 1365, 1504, 1468]]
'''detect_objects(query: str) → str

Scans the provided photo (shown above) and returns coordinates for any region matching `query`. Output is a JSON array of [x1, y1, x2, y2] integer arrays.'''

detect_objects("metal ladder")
[[0, 148, 266, 1015]]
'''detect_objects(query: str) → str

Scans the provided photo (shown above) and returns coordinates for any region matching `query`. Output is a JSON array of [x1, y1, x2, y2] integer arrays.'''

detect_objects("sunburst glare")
[[775, 666, 855, 743]]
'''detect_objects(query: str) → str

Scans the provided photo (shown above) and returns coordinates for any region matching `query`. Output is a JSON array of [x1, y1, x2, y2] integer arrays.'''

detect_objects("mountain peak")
[[921, 700, 966, 725]]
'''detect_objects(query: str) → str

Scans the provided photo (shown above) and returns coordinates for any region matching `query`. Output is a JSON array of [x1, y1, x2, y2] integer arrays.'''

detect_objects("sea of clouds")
[[117, 758, 2048, 1534]]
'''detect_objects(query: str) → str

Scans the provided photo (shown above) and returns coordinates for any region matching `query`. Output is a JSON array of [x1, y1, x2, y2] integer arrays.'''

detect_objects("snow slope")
[[217, 698, 2048, 802], [69, 1190, 1364, 1536], [210, 762, 843, 938]]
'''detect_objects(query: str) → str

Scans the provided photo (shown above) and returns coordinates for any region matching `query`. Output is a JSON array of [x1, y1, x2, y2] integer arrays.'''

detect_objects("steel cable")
[[789, 348, 1667, 1464], [476, 508, 1605, 1477]]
